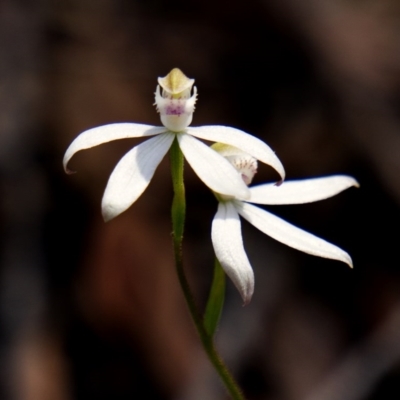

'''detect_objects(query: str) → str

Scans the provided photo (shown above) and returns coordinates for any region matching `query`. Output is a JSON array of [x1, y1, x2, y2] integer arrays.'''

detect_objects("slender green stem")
[[169, 137, 245, 400], [204, 258, 226, 337]]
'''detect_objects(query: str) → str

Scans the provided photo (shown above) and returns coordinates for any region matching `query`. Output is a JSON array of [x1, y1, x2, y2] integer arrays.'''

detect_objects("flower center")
[[155, 68, 197, 132], [212, 143, 258, 186], [225, 154, 257, 186], [211, 143, 257, 201]]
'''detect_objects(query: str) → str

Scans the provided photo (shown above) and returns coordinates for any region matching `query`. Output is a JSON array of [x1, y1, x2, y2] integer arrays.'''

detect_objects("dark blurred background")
[[1, 0, 400, 399]]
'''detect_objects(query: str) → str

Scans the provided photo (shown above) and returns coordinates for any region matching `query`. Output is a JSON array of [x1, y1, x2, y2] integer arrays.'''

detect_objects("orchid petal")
[[249, 175, 359, 205], [236, 201, 353, 267], [187, 125, 285, 181], [177, 133, 250, 199], [101, 133, 174, 221], [63, 123, 167, 173], [212, 202, 255, 304]]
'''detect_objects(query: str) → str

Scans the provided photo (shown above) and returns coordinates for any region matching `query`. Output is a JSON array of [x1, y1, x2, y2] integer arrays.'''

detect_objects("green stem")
[[204, 257, 226, 337], [169, 137, 245, 400]]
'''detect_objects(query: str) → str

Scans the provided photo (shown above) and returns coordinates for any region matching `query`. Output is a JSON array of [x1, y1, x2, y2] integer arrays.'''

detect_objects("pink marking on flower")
[[165, 102, 185, 116]]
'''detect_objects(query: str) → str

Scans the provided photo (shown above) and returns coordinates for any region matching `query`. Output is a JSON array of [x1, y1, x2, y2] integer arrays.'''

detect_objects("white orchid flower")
[[211, 144, 358, 305], [63, 68, 285, 221]]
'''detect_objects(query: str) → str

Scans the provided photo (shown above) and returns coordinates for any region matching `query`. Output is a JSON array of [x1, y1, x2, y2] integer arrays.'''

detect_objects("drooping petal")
[[63, 123, 167, 173], [211, 201, 255, 304], [236, 201, 353, 267], [249, 175, 359, 205], [101, 133, 174, 221], [187, 125, 285, 181], [177, 133, 250, 199]]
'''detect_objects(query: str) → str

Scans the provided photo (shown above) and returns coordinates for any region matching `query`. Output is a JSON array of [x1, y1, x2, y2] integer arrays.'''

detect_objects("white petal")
[[211, 202, 255, 304], [187, 125, 285, 181], [101, 133, 174, 221], [236, 201, 353, 267], [177, 133, 250, 199], [63, 123, 167, 173], [249, 175, 359, 205]]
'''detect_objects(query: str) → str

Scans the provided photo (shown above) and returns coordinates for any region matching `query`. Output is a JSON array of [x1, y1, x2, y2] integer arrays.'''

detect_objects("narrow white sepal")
[[236, 201, 353, 268], [177, 133, 250, 199], [212, 202, 255, 304], [101, 133, 174, 221], [187, 125, 285, 181], [63, 123, 167, 173], [249, 175, 359, 205]]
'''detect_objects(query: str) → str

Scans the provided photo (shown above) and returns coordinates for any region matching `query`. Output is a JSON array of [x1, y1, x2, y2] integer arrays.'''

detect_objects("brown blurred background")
[[1, 0, 400, 399]]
